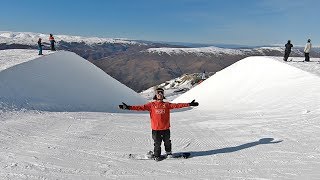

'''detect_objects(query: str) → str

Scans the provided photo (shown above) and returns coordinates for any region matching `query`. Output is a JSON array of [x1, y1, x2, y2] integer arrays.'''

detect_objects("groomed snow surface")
[[1, 50, 320, 179]]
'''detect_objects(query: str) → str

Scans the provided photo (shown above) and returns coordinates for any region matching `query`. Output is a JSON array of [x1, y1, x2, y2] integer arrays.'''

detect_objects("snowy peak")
[[145, 46, 245, 56], [145, 46, 303, 56], [0, 31, 143, 46], [0, 50, 146, 112]]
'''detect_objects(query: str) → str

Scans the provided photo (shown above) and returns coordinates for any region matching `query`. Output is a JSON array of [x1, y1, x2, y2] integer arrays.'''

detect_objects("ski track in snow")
[[0, 54, 320, 179]]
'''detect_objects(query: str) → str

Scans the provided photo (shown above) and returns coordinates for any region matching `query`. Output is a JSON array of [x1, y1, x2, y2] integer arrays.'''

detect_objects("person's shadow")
[[180, 138, 282, 158]]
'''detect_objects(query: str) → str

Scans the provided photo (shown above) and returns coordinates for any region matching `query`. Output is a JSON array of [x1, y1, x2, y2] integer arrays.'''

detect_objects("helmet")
[[155, 88, 164, 94], [153, 88, 166, 100]]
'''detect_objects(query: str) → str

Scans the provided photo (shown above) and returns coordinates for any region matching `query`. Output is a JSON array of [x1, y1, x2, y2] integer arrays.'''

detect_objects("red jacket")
[[129, 101, 190, 130]]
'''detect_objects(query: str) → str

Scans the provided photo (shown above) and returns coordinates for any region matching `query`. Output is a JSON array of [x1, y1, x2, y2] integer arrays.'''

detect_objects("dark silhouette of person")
[[37, 38, 44, 55], [283, 40, 293, 61]]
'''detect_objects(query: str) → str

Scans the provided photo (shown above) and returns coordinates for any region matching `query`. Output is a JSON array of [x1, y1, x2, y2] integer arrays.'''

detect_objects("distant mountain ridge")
[[0, 31, 182, 61], [0, 31, 141, 45], [2, 31, 320, 92]]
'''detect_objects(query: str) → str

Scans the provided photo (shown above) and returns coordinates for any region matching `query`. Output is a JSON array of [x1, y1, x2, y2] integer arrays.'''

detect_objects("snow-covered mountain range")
[[145, 46, 303, 56], [2, 31, 320, 92], [0, 31, 142, 45], [2, 31, 319, 56]]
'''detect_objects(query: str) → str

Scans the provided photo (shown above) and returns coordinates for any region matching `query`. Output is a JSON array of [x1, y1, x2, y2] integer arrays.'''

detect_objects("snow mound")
[[0, 51, 146, 112], [173, 56, 320, 112]]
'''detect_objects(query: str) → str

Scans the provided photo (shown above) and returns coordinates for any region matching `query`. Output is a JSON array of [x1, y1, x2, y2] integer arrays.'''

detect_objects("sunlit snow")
[[0, 49, 319, 179]]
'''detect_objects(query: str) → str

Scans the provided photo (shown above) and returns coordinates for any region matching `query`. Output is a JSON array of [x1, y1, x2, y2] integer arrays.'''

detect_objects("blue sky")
[[0, 0, 319, 46]]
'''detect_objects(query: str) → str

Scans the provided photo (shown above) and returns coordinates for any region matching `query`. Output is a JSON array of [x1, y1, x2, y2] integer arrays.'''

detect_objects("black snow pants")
[[152, 129, 171, 157], [283, 50, 291, 61], [305, 53, 310, 62], [50, 42, 56, 51]]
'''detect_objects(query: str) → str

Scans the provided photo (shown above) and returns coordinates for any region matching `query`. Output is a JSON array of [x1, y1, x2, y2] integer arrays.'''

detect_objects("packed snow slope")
[[0, 50, 146, 112], [0, 52, 320, 179], [174, 56, 320, 113]]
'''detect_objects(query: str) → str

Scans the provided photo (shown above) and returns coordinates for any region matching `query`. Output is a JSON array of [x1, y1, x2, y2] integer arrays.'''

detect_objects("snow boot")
[[146, 151, 154, 159], [154, 156, 162, 162], [166, 151, 173, 159]]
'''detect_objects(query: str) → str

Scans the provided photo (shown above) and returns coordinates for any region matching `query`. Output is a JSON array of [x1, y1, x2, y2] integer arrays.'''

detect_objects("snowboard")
[[128, 151, 191, 161]]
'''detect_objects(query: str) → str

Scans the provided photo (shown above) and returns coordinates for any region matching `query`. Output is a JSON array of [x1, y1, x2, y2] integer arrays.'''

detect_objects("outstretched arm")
[[118, 102, 151, 111], [118, 102, 131, 110], [189, 99, 199, 106], [169, 99, 199, 109]]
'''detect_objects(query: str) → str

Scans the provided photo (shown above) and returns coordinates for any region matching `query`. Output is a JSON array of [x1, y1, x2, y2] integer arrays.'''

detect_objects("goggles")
[[156, 90, 164, 95]]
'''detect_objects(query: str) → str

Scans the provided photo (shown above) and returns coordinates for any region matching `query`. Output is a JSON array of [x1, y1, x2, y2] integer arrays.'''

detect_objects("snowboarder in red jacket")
[[49, 34, 56, 51], [119, 88, 199, 161]]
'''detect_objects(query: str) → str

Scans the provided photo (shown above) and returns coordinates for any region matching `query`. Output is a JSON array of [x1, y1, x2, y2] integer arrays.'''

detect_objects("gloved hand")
[[118, 102, 130, 110], [189, 99, 199, 106]]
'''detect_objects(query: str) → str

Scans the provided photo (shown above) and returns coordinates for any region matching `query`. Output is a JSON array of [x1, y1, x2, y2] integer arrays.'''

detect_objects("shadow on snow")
[[181, 138, 282, 158]]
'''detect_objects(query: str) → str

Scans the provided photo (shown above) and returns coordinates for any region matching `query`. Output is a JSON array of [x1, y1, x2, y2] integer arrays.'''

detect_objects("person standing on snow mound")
[[304, 39, 312, 62], [283, 40, 293, 61], [49, 34, 56, 51], [37, 38, 44, 55], [118, 87, 199, 161]]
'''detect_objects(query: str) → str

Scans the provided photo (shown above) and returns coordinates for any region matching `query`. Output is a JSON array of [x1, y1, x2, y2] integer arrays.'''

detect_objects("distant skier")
[[304, 39, 312, 62], [201, 70, 206, 80], [283, 40, 293, 61], [118, 88, 199, 161], [37, 38, 44, 55], [49, 34, 56, 51]]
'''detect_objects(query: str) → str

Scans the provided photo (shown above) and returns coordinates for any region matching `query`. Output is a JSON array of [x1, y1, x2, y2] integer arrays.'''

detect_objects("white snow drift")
[[174, 56, 320, 112], [0, 50, 146, 112]]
